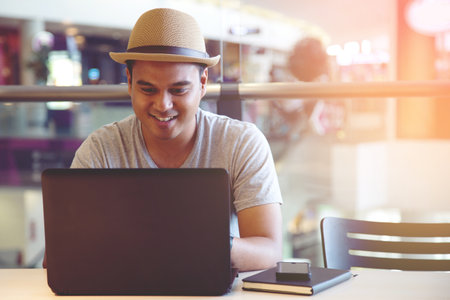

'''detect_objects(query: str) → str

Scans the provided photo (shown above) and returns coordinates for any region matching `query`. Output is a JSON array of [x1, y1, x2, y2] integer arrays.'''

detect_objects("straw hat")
[[110, 8, 220, 67]]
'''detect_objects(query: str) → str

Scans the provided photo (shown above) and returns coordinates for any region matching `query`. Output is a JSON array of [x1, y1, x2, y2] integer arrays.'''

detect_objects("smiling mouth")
[[150, 114, 177, 122]]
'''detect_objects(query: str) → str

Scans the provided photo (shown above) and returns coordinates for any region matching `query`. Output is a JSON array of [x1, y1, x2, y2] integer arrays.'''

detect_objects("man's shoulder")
[[93, 114, 137, 135], [85, 115, 138, 147], [197, 109, 267, 150], [198, 108, 257, 132]]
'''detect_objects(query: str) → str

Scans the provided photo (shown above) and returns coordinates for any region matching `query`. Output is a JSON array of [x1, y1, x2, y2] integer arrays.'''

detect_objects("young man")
[[72, 8, 282, 271]]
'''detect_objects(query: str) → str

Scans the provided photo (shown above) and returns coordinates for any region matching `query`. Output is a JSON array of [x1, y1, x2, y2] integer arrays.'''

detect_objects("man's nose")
[[154, 92, 173, 111]]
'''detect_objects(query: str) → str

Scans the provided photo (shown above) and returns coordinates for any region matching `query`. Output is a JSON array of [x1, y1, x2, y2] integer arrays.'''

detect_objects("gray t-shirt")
[[71, 108, 282, 237]]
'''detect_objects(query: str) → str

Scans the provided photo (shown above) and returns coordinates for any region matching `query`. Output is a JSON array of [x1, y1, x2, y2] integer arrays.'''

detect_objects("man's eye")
[[142, 88, 157, 94], [170, 88, 188, 95]]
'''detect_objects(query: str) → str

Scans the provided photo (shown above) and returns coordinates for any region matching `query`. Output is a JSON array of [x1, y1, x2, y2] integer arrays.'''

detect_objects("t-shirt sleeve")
[[231, 124, 283, 212], [70, 116, 144, 169], [71, 133, 109, 168]]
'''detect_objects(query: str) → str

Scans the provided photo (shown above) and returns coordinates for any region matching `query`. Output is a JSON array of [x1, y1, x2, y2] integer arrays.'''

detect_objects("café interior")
[[0, 0, 449, 273]]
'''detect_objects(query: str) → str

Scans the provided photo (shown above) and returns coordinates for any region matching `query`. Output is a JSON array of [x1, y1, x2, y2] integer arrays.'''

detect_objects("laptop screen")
[[42, 168, 232, 295]]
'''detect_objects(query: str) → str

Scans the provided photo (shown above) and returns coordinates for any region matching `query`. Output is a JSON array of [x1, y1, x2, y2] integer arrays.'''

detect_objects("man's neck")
[[143, 125, 197, 169]]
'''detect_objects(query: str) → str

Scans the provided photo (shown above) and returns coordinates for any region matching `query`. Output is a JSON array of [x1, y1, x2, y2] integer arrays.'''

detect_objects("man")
[[72, 8, 282, 272]]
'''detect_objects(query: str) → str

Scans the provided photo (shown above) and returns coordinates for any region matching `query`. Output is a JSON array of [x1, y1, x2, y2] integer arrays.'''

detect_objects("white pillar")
[[20, 19, 45, 85], [19, 19, 49, 134]]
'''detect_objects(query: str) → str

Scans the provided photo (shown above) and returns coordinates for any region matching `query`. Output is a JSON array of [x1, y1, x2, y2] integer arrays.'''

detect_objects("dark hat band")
[[127, 45, 210, 59]]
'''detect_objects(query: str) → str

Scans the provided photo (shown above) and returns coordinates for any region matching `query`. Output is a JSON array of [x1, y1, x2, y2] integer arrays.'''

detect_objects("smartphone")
[[275, 261, 311, 281]]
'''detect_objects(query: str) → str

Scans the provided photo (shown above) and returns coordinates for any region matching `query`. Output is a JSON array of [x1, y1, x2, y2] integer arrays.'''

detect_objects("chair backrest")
[[320, 216, 450, 271]]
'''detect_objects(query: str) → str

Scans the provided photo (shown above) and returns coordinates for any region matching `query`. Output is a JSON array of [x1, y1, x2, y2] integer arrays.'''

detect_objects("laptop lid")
[[41, 168, 232, 295]]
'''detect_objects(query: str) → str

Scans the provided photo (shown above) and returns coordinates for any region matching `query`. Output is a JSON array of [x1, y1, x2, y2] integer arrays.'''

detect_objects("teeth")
[[154, 115, 175, 122]]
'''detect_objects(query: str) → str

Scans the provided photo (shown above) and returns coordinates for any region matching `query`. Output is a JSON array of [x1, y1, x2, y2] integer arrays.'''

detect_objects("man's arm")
[[231, 203, 282, 272]]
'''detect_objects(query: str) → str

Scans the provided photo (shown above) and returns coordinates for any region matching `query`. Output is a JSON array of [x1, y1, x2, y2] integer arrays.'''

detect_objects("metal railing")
[[0, 80, 449, 102]]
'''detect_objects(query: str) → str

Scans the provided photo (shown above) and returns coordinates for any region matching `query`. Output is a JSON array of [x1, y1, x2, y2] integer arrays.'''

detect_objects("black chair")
[[320, 216, 450, 271]]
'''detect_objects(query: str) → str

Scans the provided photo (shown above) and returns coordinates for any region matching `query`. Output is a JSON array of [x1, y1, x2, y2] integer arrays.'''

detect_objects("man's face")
[[127, 61, 207, 145]]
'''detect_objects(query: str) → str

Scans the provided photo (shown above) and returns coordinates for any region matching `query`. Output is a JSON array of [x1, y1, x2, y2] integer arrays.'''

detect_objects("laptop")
[[41, 168, 233, 296]]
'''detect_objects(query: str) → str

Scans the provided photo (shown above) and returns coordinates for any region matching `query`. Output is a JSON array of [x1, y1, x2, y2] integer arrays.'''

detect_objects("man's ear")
[[126, 67, 132, 96], [200, 68, 208, 97]]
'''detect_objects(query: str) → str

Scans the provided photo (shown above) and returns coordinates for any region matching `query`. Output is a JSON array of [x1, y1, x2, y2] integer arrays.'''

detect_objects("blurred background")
[[1, 0, 450, 268]]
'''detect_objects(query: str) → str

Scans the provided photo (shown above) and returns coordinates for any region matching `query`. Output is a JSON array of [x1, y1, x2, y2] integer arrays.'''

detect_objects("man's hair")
[[126, 60, 207, 83]]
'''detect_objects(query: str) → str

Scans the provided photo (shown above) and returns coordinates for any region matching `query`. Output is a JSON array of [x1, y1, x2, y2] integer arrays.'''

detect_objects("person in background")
[[68, 8, 282, 272], [288, 37, 329, 82]]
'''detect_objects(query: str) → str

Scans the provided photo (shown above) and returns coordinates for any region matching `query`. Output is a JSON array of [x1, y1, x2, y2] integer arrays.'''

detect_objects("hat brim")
[[109, 52, 220, 67]]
